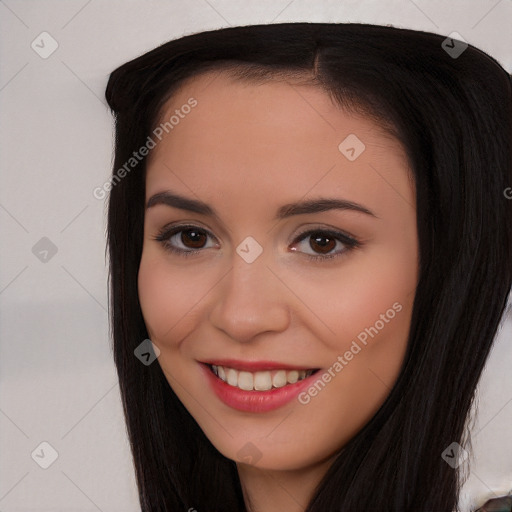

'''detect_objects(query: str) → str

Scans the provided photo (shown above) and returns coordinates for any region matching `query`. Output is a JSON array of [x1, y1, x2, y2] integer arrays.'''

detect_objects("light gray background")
[[1, 1, 511, 510]]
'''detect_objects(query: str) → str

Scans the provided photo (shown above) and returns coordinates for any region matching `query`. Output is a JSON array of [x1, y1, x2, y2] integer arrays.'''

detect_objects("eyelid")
[[291, 225, 359, 245]]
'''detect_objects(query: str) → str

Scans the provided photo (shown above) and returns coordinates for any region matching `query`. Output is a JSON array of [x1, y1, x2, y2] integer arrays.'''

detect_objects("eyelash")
[[153, 224, 362, 262]]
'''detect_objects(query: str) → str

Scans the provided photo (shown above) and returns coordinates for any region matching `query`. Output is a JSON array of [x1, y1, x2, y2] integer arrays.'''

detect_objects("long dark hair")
[[104, 23, 512, 511]]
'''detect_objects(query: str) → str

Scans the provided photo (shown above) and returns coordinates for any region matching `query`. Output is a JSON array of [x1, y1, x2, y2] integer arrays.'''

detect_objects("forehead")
[[153, 69, 399, 143], [145, 71, 413, 212]]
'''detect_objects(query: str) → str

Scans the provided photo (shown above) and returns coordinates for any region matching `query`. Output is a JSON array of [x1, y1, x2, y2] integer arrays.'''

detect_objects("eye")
[[290, 228, 361, 261], [153, 224, 361, 262], [153, 224, 218, 257]]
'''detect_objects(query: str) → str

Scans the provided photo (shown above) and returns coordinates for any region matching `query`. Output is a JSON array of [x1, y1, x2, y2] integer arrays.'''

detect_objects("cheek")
[[293, 246, 416, 355], [138, 254, 167, 340], [137, 251, 199, 342]]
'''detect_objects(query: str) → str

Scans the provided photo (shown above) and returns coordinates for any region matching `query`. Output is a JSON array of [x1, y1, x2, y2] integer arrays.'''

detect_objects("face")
[[138, 71, 418, 472]]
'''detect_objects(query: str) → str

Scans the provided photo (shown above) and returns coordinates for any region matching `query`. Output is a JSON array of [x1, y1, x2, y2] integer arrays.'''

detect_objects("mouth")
[[200, 360, 322, 412], [207, 363, 318, 391]]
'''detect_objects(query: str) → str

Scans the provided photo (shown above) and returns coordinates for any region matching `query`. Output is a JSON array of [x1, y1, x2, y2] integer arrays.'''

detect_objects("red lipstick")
[[199, 361, 320, 413], [204, 359, 314, 372]]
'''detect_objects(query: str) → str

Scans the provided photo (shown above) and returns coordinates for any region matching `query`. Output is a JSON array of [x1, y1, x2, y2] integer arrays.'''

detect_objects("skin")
[[138, 71, 419, 512]]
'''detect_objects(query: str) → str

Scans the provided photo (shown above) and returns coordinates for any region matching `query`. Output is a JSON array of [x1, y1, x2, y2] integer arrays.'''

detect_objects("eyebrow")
[[146, 191, 377, 220]]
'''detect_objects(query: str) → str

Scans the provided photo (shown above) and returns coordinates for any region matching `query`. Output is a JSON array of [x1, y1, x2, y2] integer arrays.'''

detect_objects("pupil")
[[311, 234, 335, 254], [183, 229, 206, 248]]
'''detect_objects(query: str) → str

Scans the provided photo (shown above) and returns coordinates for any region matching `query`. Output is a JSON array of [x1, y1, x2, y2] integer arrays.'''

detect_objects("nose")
[[208, 250, 291, 343]]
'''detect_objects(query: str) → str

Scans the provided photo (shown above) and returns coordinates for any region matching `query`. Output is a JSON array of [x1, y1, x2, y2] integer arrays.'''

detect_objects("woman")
[[104, 23, 512, 511]]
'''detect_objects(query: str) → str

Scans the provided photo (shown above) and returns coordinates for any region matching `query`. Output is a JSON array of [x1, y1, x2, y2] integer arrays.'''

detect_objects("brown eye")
[[180, 229, 208, 249], [308, 233, 337, 254], [290, 228, 360, 261], [154, 225, 218, 257]]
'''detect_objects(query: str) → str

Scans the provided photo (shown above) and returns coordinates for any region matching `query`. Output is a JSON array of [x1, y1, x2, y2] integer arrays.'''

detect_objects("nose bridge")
[[209, 243, 290, 342]]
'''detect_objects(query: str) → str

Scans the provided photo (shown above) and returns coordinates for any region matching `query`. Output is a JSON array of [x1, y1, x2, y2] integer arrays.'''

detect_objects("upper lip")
[[201, 359, 317, 372]]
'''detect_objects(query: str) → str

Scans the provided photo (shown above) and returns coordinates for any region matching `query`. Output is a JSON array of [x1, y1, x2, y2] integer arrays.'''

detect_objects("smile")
[[201, 360, 321, 413], [210, 364, 315, 391]]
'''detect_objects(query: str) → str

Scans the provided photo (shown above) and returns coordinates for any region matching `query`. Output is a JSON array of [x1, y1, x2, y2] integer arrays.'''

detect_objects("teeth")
[[287, 370, 299, 384], [210, 365, 314, 391], [254, 371, 272, 391], [272, 370, 287, 388], [226, 368, 238, 387], [238, 371, 254, 391]]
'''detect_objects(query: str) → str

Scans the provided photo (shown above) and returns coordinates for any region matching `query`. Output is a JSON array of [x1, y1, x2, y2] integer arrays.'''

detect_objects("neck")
[[237, 455, 335, 512]]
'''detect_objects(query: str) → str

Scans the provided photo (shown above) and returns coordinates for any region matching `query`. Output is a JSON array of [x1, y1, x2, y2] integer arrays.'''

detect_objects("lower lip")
[[201, 364, 319, 413]]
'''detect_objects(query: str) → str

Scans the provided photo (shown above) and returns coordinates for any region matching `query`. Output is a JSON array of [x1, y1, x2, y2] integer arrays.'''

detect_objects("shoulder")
[[473, 494, 512, 512]]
